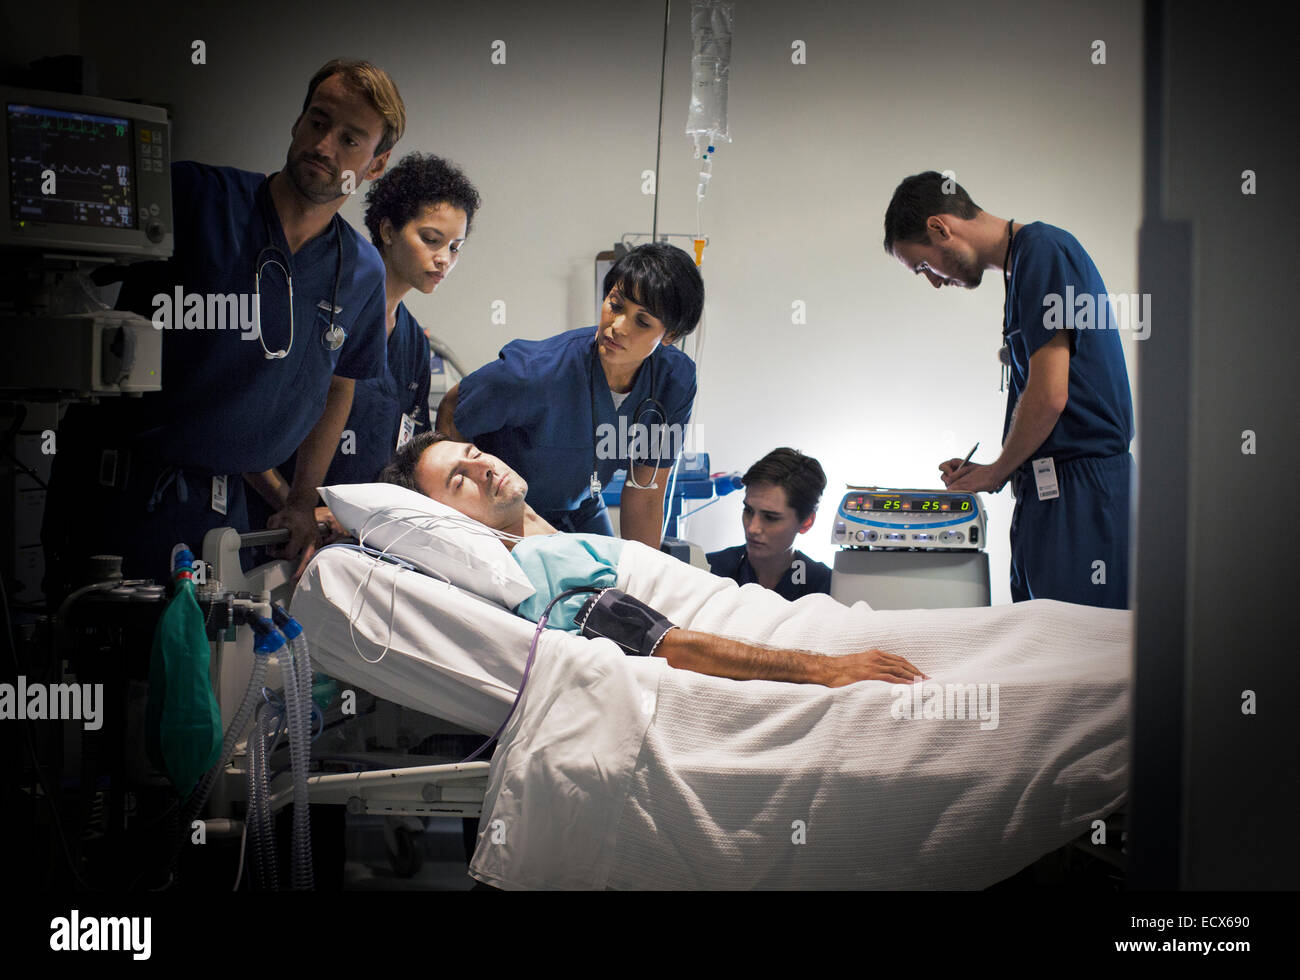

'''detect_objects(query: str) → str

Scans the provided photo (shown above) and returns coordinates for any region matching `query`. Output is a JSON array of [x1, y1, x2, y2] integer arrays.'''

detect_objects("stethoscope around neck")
[[998, 218, 1016, 392], [252, 183, 346, 360], [588, 338, 670, 496]]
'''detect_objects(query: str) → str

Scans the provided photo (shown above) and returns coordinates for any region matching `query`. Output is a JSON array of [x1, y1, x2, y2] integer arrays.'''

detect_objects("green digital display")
[[844, 493, 974, 513]]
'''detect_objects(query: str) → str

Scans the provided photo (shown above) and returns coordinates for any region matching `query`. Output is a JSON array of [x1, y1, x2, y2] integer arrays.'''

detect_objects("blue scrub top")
[[1002, 222, 1134, 462], [454, 326, 697, 516], [316, 301, 431, 485], [706, 545, 833, 601], [115, 161, 387, 474]]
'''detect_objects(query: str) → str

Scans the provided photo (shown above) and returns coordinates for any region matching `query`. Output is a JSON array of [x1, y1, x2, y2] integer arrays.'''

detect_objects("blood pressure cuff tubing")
[[575, 588, 677, 658]]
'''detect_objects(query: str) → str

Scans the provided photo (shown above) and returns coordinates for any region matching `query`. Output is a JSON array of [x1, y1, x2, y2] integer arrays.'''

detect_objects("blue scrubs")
[[454, 326, 696, 534], [42, 162, 386, 589], [706, 545, 832, 601], [285, 301, 431, 488], [1002, 222, 1134, 608]]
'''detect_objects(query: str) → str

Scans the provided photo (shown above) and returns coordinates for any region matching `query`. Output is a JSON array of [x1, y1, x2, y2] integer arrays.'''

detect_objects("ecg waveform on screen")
[[7, 105, 137, 229], [16, 114, 128, 140]]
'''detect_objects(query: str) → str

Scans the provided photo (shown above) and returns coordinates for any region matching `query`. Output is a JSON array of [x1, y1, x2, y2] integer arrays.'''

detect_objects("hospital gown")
[[510, 533, 625, 630]]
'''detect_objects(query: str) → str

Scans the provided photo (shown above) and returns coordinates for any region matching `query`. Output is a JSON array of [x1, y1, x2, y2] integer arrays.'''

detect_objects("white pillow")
[[318, 482, 536, 609]]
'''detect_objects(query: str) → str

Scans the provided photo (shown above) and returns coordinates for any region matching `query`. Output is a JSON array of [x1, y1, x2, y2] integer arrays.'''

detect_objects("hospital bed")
[[200, 526, 490, 876], [288, 538, 1131, 890]]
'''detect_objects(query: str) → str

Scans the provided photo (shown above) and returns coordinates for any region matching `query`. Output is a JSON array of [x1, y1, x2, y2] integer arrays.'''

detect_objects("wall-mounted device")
[[1, 87, 171, 398], [2, 311, 161, 396], [2, 86, 173, 258]]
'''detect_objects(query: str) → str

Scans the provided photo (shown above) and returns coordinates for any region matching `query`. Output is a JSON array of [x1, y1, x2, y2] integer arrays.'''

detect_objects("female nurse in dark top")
[[436, 243, 704, 550]]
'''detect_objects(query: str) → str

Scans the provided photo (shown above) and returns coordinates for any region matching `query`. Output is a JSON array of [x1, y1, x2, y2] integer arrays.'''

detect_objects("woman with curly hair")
[[251, 152, 481, 521]]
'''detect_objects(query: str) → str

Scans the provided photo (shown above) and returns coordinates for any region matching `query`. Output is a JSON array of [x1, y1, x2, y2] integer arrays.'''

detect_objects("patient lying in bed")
[[374, 431, 925, 688]]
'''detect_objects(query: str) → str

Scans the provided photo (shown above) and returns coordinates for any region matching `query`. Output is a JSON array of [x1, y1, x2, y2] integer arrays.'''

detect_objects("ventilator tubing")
[[246, 698, 281, 891], [238, 608, 317, 891], [272, 604, 315, 891], [183, 642, 270, 828]]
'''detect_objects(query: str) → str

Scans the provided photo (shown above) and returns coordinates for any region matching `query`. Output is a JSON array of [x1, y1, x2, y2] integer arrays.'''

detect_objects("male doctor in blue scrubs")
[[250, 153, 481, 531], [42, 59, 404, 596], [884, 172, 1134, 609]]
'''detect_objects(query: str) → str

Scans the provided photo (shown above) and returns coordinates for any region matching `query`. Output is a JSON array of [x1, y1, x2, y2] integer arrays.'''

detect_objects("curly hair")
[[364, 152, 482, 253]]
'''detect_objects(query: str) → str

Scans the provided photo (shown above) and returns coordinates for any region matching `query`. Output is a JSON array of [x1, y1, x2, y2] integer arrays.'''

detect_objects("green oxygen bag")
[[145, 545, 223, 797]]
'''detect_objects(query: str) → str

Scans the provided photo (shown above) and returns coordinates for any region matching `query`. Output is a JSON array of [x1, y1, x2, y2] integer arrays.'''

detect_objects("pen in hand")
[[943, 441, 979, 483]]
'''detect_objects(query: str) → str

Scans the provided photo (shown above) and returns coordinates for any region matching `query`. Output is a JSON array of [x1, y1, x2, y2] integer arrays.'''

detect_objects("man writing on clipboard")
[[883, 171, 1134, 610]]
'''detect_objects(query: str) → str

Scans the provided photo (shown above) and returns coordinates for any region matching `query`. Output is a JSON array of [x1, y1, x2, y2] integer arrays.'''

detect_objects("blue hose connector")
[[271, 602, 304, 640], [250, 616, 286, 655]]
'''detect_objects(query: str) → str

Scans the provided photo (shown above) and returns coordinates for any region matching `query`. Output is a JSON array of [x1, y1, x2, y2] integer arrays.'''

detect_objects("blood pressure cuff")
[[575, 588, 677, 658]]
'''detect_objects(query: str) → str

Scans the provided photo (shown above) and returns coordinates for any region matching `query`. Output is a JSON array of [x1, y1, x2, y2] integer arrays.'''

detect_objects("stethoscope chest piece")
[[322, 323, 346, 351]]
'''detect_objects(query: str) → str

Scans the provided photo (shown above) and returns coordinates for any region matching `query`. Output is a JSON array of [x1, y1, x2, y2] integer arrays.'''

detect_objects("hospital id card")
[[211, 474, 228, 515], [1031, 457, 1059, 501], [397, 413, 416, 451]]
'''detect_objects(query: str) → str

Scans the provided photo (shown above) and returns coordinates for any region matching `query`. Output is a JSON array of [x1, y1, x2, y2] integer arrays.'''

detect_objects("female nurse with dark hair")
[[436, 243, 703, 550]]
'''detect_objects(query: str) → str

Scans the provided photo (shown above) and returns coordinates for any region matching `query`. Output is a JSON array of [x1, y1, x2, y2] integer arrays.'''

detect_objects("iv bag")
[[686, 0, 734, 153]]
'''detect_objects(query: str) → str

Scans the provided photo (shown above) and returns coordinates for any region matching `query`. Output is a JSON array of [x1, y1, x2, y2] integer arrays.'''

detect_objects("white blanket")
[[470, 541, 1131, 890], [291, 544, 1130, 889]]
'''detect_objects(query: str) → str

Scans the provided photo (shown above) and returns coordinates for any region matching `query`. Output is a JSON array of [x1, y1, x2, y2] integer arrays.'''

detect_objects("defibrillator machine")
[[830, 487, 991, 609]]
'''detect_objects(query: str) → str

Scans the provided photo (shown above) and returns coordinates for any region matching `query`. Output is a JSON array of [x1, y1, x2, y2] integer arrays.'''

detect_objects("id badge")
[[1031, 457, 1060, 501], [211, 474, 228, 515], [397, 413, 416, 451]]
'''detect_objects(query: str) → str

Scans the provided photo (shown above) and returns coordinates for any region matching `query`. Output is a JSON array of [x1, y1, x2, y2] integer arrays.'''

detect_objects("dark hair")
[[364, 152, 482, 253], [602, 242, 704, 342], [301, 58, 406, 156], [882, 171, 981, 255], [378, 430, 450, 492], [743, 448, 827, 522]]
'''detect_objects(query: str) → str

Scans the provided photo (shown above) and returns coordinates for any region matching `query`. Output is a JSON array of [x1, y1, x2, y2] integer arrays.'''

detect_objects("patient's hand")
[[822, 648, 927, 687]]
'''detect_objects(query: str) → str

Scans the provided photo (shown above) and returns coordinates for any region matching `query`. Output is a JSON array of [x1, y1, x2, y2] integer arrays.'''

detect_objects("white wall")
[[79, 0, 1142, 604]]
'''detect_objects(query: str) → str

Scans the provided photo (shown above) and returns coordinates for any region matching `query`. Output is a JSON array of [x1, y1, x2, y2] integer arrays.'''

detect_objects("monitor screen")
[[7, 102, 137, 230]]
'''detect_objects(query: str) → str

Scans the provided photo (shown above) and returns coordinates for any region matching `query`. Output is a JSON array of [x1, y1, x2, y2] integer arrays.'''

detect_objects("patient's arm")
[[658, 629, 925, 687]]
